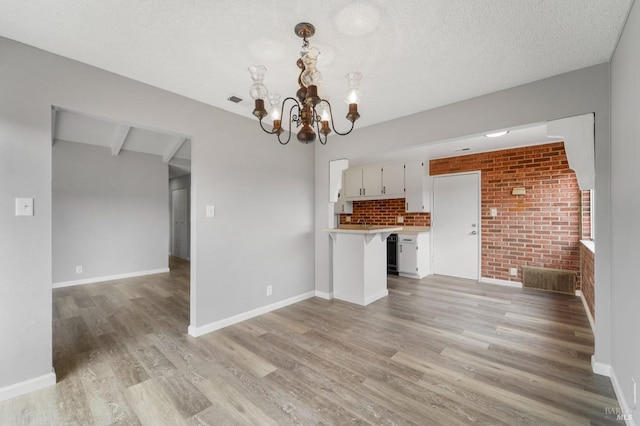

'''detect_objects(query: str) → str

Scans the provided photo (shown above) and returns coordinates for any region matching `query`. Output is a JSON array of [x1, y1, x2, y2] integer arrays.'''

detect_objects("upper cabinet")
[[344, 166, 383, 198], [381, 163, 405, 197], [343, 160, 430, 212], [362, 166, 383, 197], [405, 160, 430, 213], [344, 168, 364, 198]]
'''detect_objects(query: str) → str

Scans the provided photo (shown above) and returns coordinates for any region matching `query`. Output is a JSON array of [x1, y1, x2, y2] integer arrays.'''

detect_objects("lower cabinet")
[[398, 233, 430, 279], [334, 190, 353, 214]]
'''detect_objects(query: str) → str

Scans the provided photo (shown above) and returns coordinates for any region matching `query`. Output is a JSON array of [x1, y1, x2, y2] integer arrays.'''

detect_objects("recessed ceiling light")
[[485, 130, 510, 138]]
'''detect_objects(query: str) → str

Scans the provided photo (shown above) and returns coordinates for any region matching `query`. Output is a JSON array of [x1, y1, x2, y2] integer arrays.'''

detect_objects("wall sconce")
[[512, 187, 526, 195]]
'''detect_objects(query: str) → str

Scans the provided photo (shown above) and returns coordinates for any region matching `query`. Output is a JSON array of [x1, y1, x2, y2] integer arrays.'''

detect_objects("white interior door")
[[432, 172, 480, 280], [171, 188, 190, 260]]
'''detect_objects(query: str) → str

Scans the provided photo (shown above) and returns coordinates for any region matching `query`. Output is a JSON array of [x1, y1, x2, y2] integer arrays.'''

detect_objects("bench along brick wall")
[[430, 142, 582, 288]]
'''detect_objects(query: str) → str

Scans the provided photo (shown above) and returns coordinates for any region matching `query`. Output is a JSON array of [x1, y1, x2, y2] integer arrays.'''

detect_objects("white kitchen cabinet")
[[405, 160, 430, 213], [362, 166, 383, 197], [398, 233, 430, 279], [382, 163, 405, 197], [334, 189, 353, 214], [344, 166, 382, 198], [344, 168, 363, 198]]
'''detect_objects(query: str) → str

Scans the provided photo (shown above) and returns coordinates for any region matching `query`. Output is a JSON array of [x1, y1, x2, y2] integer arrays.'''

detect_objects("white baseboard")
[[480, 277, 523, 288], [53, 268, 170, 288], [0, 371, 56, 402], [364, 289, 389, 306], [315, 290, 334, 300], [609, 364, 637, 425], [592, 356, 612, 376], [188, 291, 315, 337], [576, 290, 595, 333]]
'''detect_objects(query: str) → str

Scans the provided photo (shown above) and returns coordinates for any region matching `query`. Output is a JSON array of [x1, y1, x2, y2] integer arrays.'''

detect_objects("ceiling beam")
[[111, 125, 131, 156], [163, 136, 187, 163]]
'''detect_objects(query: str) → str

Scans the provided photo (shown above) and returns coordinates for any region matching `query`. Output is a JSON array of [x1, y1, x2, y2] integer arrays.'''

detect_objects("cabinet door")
[[362, 166, 382, 197], [382, 163, 405, 196], [344, 169, 363, 198], [334, 190, 353, 214], [398, 242, 418, 274], [405, 161, 427, 212]]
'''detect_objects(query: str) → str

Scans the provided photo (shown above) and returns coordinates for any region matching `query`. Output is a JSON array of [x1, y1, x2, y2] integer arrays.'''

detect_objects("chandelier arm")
[[275, 100, 301, 145], [258, 118, 279, 135], [318, 129, 327, 145], [314, 115, 328, 145], [323, 100, 356, 136]]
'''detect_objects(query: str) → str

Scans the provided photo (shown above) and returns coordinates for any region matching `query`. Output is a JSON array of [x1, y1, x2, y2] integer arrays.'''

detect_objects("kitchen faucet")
[[357, 219, 367, 228]]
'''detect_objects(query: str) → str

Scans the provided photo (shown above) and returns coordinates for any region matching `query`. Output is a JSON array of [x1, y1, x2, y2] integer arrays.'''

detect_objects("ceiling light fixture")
[[248, 22, 362, 145], [485, 130, 510, 138]]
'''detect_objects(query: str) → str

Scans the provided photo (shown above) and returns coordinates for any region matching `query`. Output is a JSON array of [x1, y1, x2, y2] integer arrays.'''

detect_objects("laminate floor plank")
[[0, 257, 621, 425]]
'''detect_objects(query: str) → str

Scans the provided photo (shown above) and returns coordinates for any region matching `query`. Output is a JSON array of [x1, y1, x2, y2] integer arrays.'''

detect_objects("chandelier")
[[248, 22, 362, 145]]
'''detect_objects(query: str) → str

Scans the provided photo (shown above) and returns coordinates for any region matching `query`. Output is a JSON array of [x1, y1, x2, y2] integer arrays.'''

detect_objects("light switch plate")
[[490, 208, 498, 217], [206, 205, 215, 218], [15, 198, 34, 216]]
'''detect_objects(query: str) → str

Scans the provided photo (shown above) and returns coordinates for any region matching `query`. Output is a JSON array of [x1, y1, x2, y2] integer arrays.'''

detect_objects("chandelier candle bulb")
[[248, 22, 362, 145]]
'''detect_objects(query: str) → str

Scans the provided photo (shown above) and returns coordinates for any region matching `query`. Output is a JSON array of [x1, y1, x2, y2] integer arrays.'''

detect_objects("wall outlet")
[[510, 267, 518, 276], [397, 216, 404, 223], [266, 285, 272, 296], [75, 266, 83, 274], [345, 216, 351, 222], [490, 207, 498, 217], [15, 198, 34, 216]]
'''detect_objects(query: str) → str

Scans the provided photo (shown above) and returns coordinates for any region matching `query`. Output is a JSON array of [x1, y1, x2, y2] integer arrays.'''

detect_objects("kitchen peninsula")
[[325, 225, 402, 306]]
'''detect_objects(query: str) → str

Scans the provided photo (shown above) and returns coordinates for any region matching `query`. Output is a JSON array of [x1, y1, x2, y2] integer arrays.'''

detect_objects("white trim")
[[315, 290, 334, 300], [592, 356, 612, 377], [480, 277, 523, 288], [610, 364, 637, 426], [576, 290, 596, 333], [364, 289, 389, 305], [580, 239, 595, 253], [591, 358, 637, 425], [188, 291, 315, 337], [0, 371, 56, 402], [52, 268, 170, 288]]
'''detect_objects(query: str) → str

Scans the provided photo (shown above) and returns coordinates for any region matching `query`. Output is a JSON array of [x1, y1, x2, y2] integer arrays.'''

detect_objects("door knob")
[[471, 230, 477, 235]]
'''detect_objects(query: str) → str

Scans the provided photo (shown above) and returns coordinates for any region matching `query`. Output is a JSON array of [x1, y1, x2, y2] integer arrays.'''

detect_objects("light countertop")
[[325, 225, 430, 235], [324, 225, 403, 234]]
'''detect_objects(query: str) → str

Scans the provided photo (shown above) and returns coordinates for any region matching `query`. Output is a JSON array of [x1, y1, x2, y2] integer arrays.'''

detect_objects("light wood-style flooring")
[[0, 257, 621, 425]]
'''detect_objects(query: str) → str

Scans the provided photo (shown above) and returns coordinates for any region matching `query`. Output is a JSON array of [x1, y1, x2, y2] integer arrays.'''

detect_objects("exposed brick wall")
[[339, 198, 431, 227], [581, 190, 592, 240], [580, 243, 595, 320], [430, 142, 581, 287]]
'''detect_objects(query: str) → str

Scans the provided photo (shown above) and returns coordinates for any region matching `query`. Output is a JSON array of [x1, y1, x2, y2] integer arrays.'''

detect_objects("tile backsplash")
[[339, 198, 430, 226]]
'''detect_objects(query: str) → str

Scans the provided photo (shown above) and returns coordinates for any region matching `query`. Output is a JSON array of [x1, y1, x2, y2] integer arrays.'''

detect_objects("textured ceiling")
[[0, 1, 633, 130]]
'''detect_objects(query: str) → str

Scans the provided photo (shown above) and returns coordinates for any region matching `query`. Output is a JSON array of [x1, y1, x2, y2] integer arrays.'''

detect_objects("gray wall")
[[169, 174, 191, 192], [0, 37, 314, 390], [314, 63, 613, 366], [53, 141, 169, 283], [610, 0, 639, 414]]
